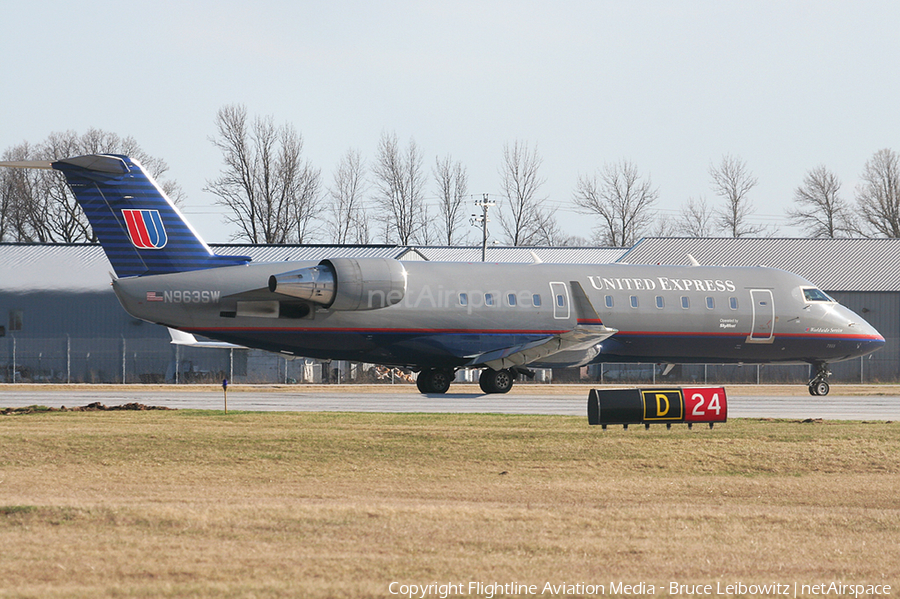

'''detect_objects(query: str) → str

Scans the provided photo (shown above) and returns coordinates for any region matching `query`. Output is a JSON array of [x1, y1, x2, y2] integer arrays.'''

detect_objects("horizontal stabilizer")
[[0, 160, 53, 169]]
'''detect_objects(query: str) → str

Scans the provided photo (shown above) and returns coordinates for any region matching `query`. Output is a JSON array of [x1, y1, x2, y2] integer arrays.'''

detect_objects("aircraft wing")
[[467, 280, 617, 370], [467, 322, 617, 370]]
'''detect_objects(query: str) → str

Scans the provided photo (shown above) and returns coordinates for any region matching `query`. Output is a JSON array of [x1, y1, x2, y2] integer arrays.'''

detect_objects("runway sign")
[[588, 387, 727, 429]]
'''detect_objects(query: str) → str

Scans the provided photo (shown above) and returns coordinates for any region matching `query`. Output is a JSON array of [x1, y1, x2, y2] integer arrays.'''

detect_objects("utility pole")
[[470, 194, 495, 262]]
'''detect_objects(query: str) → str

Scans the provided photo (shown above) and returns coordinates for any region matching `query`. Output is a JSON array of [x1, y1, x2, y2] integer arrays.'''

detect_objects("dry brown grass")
[[0, 411, 897, 598]]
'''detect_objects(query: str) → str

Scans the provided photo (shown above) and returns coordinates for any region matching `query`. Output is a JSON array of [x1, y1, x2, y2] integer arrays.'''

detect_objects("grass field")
[[0, 410, 897, 598]]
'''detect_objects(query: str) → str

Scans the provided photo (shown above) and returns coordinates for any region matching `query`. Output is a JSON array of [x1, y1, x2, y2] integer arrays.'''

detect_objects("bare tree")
[[206, 104, 322, 243], [553, 233, 592, 246], [327, 148, 370, 244], [676, 196, 717, 237], [433, 154, 469, 245], [524, 207, 562, 245], [38, 132, 90, 242], [573, 159, 658, 247], [0, 130, 180, 243], [0, 143, 39, 242], [498, 140, 556, 246], [650, 215, 678, 237], [709, 154, 764, 237], [855, 148, 900, 238], [283, 131, 323, 244], [786, 165, 852, 238], [372, 132, 428, 244]]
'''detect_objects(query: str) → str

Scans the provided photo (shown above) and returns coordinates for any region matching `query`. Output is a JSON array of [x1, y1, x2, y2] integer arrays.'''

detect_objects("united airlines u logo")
[[122, 209, 168, 249]]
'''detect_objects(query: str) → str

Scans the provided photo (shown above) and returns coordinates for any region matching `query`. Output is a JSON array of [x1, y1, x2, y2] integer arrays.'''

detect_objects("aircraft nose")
[[843, 308, 884, 355], [859, 330, 886, 358], [865, 327, 885, 347]]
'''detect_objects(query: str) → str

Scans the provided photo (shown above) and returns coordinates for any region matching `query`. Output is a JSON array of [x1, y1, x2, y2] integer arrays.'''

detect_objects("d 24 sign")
[[683, 387, 727, 423]]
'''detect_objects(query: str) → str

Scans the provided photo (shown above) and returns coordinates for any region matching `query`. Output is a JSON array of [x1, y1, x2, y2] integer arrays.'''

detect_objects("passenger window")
[[556, 294, 566, 307], [630, 295, 639, 308], [729, 297, 738, 310], [681, 296, 690, 309], [605, 295, 614, 308], [532, 294, 541, 307], [655, 296, 664, 309], [507, 293, 517, 306], [459, 293, 467, 306], [706, 297, 715, 310], [485, 293, 495, 306]]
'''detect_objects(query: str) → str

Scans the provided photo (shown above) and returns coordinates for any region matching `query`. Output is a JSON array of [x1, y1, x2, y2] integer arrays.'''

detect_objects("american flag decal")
[[146, 291, 164, 302]]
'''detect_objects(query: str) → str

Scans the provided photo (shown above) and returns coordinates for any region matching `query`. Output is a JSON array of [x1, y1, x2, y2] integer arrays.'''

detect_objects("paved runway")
[[0, 385, 898, 420]]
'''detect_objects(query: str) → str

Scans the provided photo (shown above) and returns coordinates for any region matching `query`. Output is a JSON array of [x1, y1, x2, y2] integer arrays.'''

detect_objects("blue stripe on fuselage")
[[187, 327, 884, 368]]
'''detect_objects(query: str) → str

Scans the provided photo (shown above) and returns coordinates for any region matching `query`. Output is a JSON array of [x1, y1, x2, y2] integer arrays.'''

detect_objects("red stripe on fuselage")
[[188, 327, 882, 342]]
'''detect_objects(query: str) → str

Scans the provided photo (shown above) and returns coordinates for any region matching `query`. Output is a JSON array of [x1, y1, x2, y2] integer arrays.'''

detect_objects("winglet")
[[570, 280, 604, 326]]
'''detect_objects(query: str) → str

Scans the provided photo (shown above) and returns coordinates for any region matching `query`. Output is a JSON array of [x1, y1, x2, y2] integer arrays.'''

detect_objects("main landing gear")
[[415, 367, 526, 394], [808, 363, 832, 396]]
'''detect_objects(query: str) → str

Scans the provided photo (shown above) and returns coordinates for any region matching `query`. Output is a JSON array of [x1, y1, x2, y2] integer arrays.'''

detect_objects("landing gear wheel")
[[416, 370, 431, 393], [809, 380, 830, 396], [416, 369, 453, 394], [478, 368, 514, 394], [427, 369, 453, 394]]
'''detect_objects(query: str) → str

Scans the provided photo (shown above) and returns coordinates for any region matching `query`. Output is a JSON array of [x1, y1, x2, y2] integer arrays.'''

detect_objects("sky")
[[2, 0, 899, 245]]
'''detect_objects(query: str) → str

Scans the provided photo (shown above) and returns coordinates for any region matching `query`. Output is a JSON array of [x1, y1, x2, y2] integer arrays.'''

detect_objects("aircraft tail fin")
[[7, 154, 250, 277]]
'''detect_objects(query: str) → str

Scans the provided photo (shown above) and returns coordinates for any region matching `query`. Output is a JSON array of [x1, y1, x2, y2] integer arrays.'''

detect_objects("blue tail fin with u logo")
[[49, 154, 250, 277]]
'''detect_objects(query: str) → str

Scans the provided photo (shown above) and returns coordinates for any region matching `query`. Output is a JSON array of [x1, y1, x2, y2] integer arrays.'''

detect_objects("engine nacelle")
[[268, 257, 407, 311]]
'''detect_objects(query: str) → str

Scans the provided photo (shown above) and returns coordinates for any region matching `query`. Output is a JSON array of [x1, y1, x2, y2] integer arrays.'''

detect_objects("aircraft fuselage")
[[112, 260, 884, 370]]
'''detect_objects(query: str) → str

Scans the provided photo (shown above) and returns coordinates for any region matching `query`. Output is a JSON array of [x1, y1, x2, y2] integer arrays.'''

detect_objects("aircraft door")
[[549, 282, 570, 320], [748, 289, 775, 343]]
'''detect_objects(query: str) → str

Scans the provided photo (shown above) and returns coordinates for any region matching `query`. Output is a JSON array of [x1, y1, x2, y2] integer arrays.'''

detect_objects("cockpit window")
[[803, 287, 834, 303]]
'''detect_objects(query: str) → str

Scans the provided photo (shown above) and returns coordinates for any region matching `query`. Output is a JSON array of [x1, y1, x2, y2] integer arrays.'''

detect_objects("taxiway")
[[0, 384, 897, 420]]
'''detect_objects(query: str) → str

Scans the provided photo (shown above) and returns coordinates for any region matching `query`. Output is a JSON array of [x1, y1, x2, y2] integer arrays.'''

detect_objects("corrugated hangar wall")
[[0, 288, 318, 385], [828, 291, 899, 382], [1, 290, 168, 383], [1, 242, 898, 384]]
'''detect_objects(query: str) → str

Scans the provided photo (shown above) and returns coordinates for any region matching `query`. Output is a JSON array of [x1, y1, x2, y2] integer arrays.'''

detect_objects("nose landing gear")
[[808, 363, 832, 396]]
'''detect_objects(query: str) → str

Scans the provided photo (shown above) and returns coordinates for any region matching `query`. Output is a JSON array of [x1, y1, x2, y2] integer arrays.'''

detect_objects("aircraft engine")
[[268, 257, 407, 310]]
